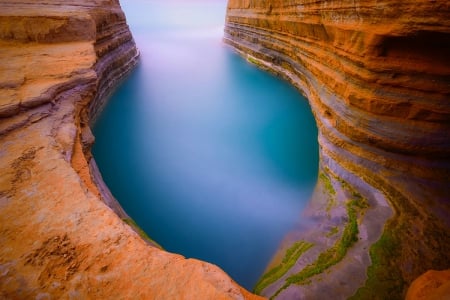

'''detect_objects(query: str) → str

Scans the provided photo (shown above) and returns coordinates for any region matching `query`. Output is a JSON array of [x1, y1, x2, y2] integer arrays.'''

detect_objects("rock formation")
[[224, 0, 450, 299], [406, 269, 450, 300], [0, 1, 261, 298]]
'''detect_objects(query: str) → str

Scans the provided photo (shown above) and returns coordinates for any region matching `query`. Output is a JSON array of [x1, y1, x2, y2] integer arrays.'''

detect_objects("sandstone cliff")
[[406, 270, 450, 300], [0, 1, 261, 299], [224, 0, 450, 299]]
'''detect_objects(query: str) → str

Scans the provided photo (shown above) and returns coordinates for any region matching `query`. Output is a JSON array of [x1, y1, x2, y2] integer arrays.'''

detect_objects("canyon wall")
[[0, 1, 260, 299], [224, 0, 450, 299]]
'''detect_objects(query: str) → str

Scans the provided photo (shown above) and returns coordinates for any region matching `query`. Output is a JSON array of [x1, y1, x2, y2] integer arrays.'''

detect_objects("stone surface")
[[224, 0, 450, 299], [406, 270, 450, 300], [0, 1, 262, 299]]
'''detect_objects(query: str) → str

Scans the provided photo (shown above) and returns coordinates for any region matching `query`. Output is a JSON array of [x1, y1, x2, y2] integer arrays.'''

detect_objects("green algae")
[[319, 172, 337, 215], [319, 172, 336, 198], [122, 218, 163, 249], [325, 226, 339, 237], [247, 55, 262, 67], [254, 241, 314, 295], [270, 197, 362, 299], [349, 231, 404, 300]]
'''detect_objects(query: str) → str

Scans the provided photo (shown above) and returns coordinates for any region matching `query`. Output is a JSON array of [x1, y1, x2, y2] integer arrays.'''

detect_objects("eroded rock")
[[224, 0, 450, 298], [0, 1, 262, 299]]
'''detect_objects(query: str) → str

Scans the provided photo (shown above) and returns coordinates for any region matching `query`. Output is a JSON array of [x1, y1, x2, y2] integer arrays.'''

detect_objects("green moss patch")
[[349, 230, 404, 300], [254, 241, 314, 295], [319, 172, 336, 197], [122, 218, 163, 249], [319, 172, 337, 215], [271, 197, 362, 299], [247, 55, 261, 66], [325, 226, 339, 237], [338, 178, 369, 210]]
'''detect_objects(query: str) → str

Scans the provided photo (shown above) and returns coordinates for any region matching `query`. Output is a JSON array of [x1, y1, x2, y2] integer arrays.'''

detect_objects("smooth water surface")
[[92, 0, 318, 289]]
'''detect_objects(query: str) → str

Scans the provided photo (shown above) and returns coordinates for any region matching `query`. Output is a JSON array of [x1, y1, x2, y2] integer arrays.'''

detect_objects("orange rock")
[[406, 270, 450, 300], [224, 0, 450, 298], [0, 0, 263, 299]]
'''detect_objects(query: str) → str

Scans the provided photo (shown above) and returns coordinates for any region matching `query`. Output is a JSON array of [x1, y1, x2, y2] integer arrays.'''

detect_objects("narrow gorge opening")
[[91, 0, 319, 289]]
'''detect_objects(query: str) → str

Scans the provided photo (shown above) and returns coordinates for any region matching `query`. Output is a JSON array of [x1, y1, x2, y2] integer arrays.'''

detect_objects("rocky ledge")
[[0, 1, 261, 299], [224, 0, 450, 299]]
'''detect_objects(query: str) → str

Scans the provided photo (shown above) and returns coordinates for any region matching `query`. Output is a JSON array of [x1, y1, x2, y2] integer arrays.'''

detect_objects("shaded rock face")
[[224, 0, 450, 299], [0, 1, 261, 299]]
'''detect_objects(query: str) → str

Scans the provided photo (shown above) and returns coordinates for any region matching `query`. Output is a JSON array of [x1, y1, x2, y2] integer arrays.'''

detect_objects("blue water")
[[92, 0, 318, 290]]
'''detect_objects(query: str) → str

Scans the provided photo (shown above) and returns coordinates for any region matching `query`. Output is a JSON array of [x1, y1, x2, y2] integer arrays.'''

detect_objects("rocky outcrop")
[[224, 0, 450, 299], [0, 1, 261, 299], [406, 269, 450, 300]]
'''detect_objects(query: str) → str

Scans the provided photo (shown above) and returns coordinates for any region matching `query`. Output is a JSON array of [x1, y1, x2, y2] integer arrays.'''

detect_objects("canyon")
[[0, 0, 449, 299], [224, 0, 450, 299], [0, 1, 260, 299]]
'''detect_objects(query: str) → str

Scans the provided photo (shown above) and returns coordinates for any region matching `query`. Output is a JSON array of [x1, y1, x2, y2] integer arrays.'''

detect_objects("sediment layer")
[[0, 1, 261, 298], [224, 1, 450, 299]]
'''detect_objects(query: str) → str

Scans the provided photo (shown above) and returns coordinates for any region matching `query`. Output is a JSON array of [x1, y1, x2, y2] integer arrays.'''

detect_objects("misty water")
[[92, 0, 318, 289]]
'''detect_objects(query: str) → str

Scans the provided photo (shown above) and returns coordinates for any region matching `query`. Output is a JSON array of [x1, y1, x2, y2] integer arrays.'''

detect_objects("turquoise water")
[[92, 0, 318, 290]]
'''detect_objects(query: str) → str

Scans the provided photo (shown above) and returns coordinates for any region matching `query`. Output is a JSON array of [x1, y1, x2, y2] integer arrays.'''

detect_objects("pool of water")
[[92, 0, 318, 289]]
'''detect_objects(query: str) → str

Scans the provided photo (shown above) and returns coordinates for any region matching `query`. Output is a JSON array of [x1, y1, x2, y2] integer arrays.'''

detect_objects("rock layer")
[[224, 0, 450, 299], [0, 1, 261, 299]]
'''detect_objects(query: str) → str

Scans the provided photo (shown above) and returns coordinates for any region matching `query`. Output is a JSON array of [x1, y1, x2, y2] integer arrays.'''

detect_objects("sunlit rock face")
[[224, 0, 450, 298], [406, 269, 450, 300], [0, 1, 261, 299]]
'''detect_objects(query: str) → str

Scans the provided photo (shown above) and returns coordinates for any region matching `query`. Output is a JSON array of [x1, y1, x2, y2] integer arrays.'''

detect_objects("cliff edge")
[[0, 1, 261, 299], [224, 0, 450, 299]]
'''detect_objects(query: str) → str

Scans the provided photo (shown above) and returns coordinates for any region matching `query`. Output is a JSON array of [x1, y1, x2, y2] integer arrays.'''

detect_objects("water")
[[92, 0, 318, 290]]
